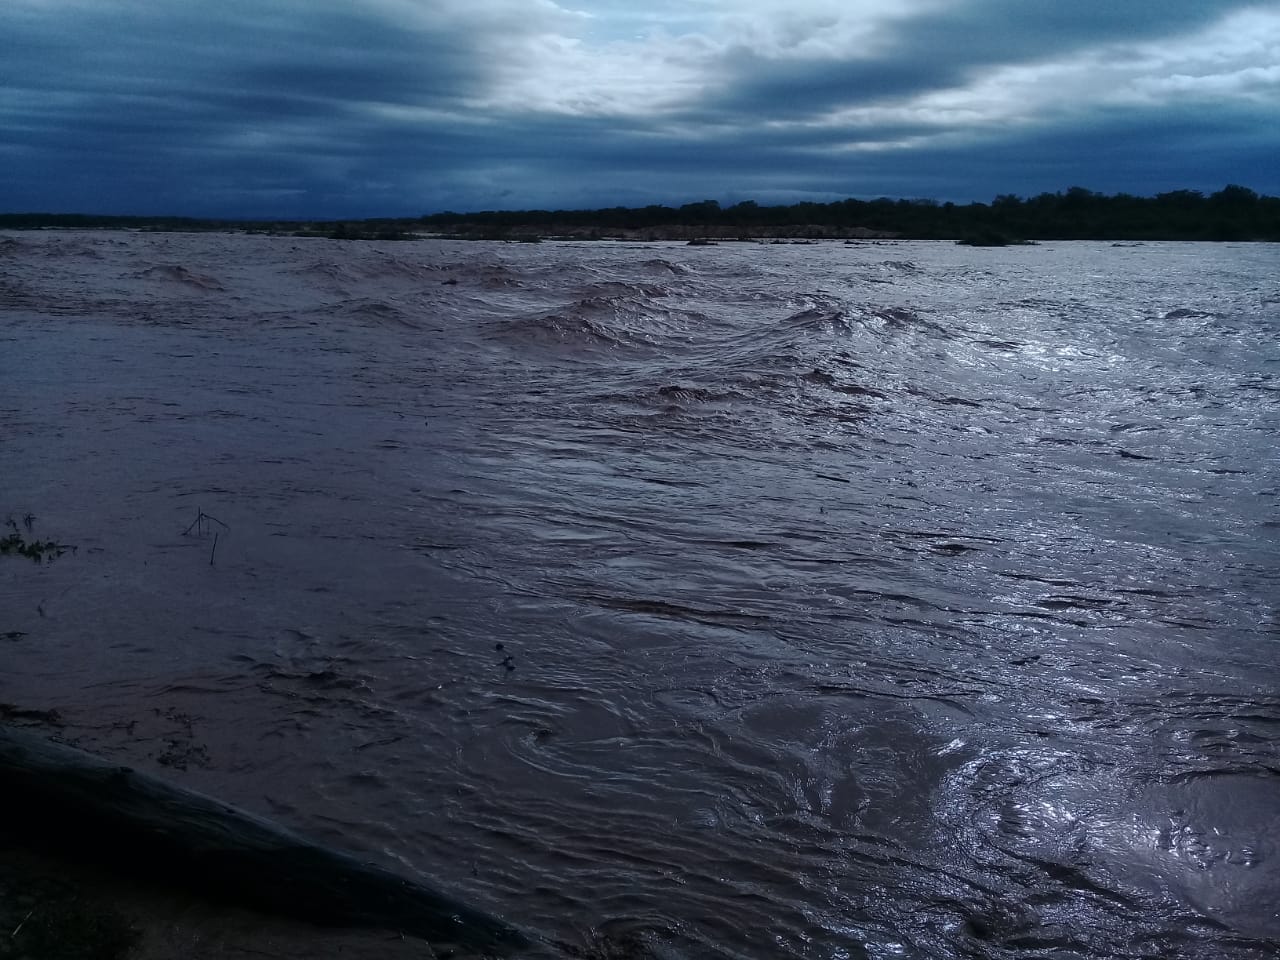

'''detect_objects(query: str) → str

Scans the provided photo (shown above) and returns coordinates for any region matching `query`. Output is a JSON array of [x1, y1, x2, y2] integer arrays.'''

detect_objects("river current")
[[2, 231, 1278, 959]]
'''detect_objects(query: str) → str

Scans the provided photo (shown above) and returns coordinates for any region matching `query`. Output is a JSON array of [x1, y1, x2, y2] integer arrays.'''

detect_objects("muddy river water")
[[2, 231, 1278, 958]]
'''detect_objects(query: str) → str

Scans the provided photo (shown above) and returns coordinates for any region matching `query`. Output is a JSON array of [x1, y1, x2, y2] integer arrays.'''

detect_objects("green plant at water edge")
[[0, 517, 74, 565]]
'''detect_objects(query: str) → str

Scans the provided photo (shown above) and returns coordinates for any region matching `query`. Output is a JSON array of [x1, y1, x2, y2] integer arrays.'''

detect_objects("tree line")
[[420, 186, 1279, 241], [2, 185, 1276, 240]]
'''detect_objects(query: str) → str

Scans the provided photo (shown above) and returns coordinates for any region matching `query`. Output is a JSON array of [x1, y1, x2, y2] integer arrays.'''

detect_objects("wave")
[[574, 280, 671, 300], [36, 238, 106, 260], [636, 257, 690, 276], [132, 264, 224, 290], [1163, 307, 1221, 320], [351, 252, 440, 283], [472, 264, 526, 288], [799, 368, 889, 399], [494, 307, 634, 352], [594, 382, 749, 412], [343, 298, 419, 328], [490, 295, 709, 355], [285, 259, 361, 287], [780, 300, 953, 340]]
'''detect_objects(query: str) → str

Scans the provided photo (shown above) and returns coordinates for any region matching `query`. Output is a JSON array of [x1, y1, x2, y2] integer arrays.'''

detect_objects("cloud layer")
[[3, 0, 1276, 215]]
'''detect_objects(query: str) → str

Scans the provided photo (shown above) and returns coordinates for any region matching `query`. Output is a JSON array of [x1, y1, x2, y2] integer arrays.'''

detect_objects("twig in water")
[[183, 508, 230, 538], [12, 907, 35, 938]]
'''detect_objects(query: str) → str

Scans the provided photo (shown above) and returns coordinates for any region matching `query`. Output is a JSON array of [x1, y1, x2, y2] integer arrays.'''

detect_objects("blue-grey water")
[[2, 231, 1278, 958]]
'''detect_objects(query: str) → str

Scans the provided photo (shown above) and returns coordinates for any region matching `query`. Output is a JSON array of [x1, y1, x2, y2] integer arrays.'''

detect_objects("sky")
[[3, 0, 1277, 217]]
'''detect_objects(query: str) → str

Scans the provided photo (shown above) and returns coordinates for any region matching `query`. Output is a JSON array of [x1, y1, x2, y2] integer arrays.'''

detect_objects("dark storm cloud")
[[709, 0, 1264, 119], [2, 0, 489, 143], [1, 0, 1276, 215], [1, 0, 507, 214], [3, 1, 484, 101]]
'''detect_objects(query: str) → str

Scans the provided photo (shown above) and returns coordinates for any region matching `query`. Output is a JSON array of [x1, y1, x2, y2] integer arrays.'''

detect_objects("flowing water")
[[2, 231, 1278, 959]]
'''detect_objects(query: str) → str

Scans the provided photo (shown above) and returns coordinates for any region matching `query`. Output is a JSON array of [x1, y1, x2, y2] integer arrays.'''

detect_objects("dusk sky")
[[4, 0, 1277, 218]]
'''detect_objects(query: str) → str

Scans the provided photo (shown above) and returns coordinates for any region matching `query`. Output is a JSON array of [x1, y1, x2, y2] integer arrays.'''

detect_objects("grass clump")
[[0, 517, 74, 565], [2, 896, 139, 960]]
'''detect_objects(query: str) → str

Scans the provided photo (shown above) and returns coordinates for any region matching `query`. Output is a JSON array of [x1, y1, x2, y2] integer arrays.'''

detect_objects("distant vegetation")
[[417, 186, 1278, 241], [1, 185, 1276, 241]]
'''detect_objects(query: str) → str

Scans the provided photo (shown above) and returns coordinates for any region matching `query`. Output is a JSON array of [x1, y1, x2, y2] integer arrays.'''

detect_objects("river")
[[2, 231, 1277, 959]]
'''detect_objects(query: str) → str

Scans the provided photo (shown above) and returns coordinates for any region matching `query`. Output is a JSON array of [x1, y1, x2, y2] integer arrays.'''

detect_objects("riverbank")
[[0, 841, 444, 960]]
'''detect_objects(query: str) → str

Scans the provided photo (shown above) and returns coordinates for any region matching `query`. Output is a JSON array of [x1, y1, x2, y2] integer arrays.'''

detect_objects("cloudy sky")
[[3, 0, 1277, 217]]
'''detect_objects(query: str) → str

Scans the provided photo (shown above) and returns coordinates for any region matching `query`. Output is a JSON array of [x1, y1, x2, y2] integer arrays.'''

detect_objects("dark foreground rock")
[[0, 725, 528, 956]]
